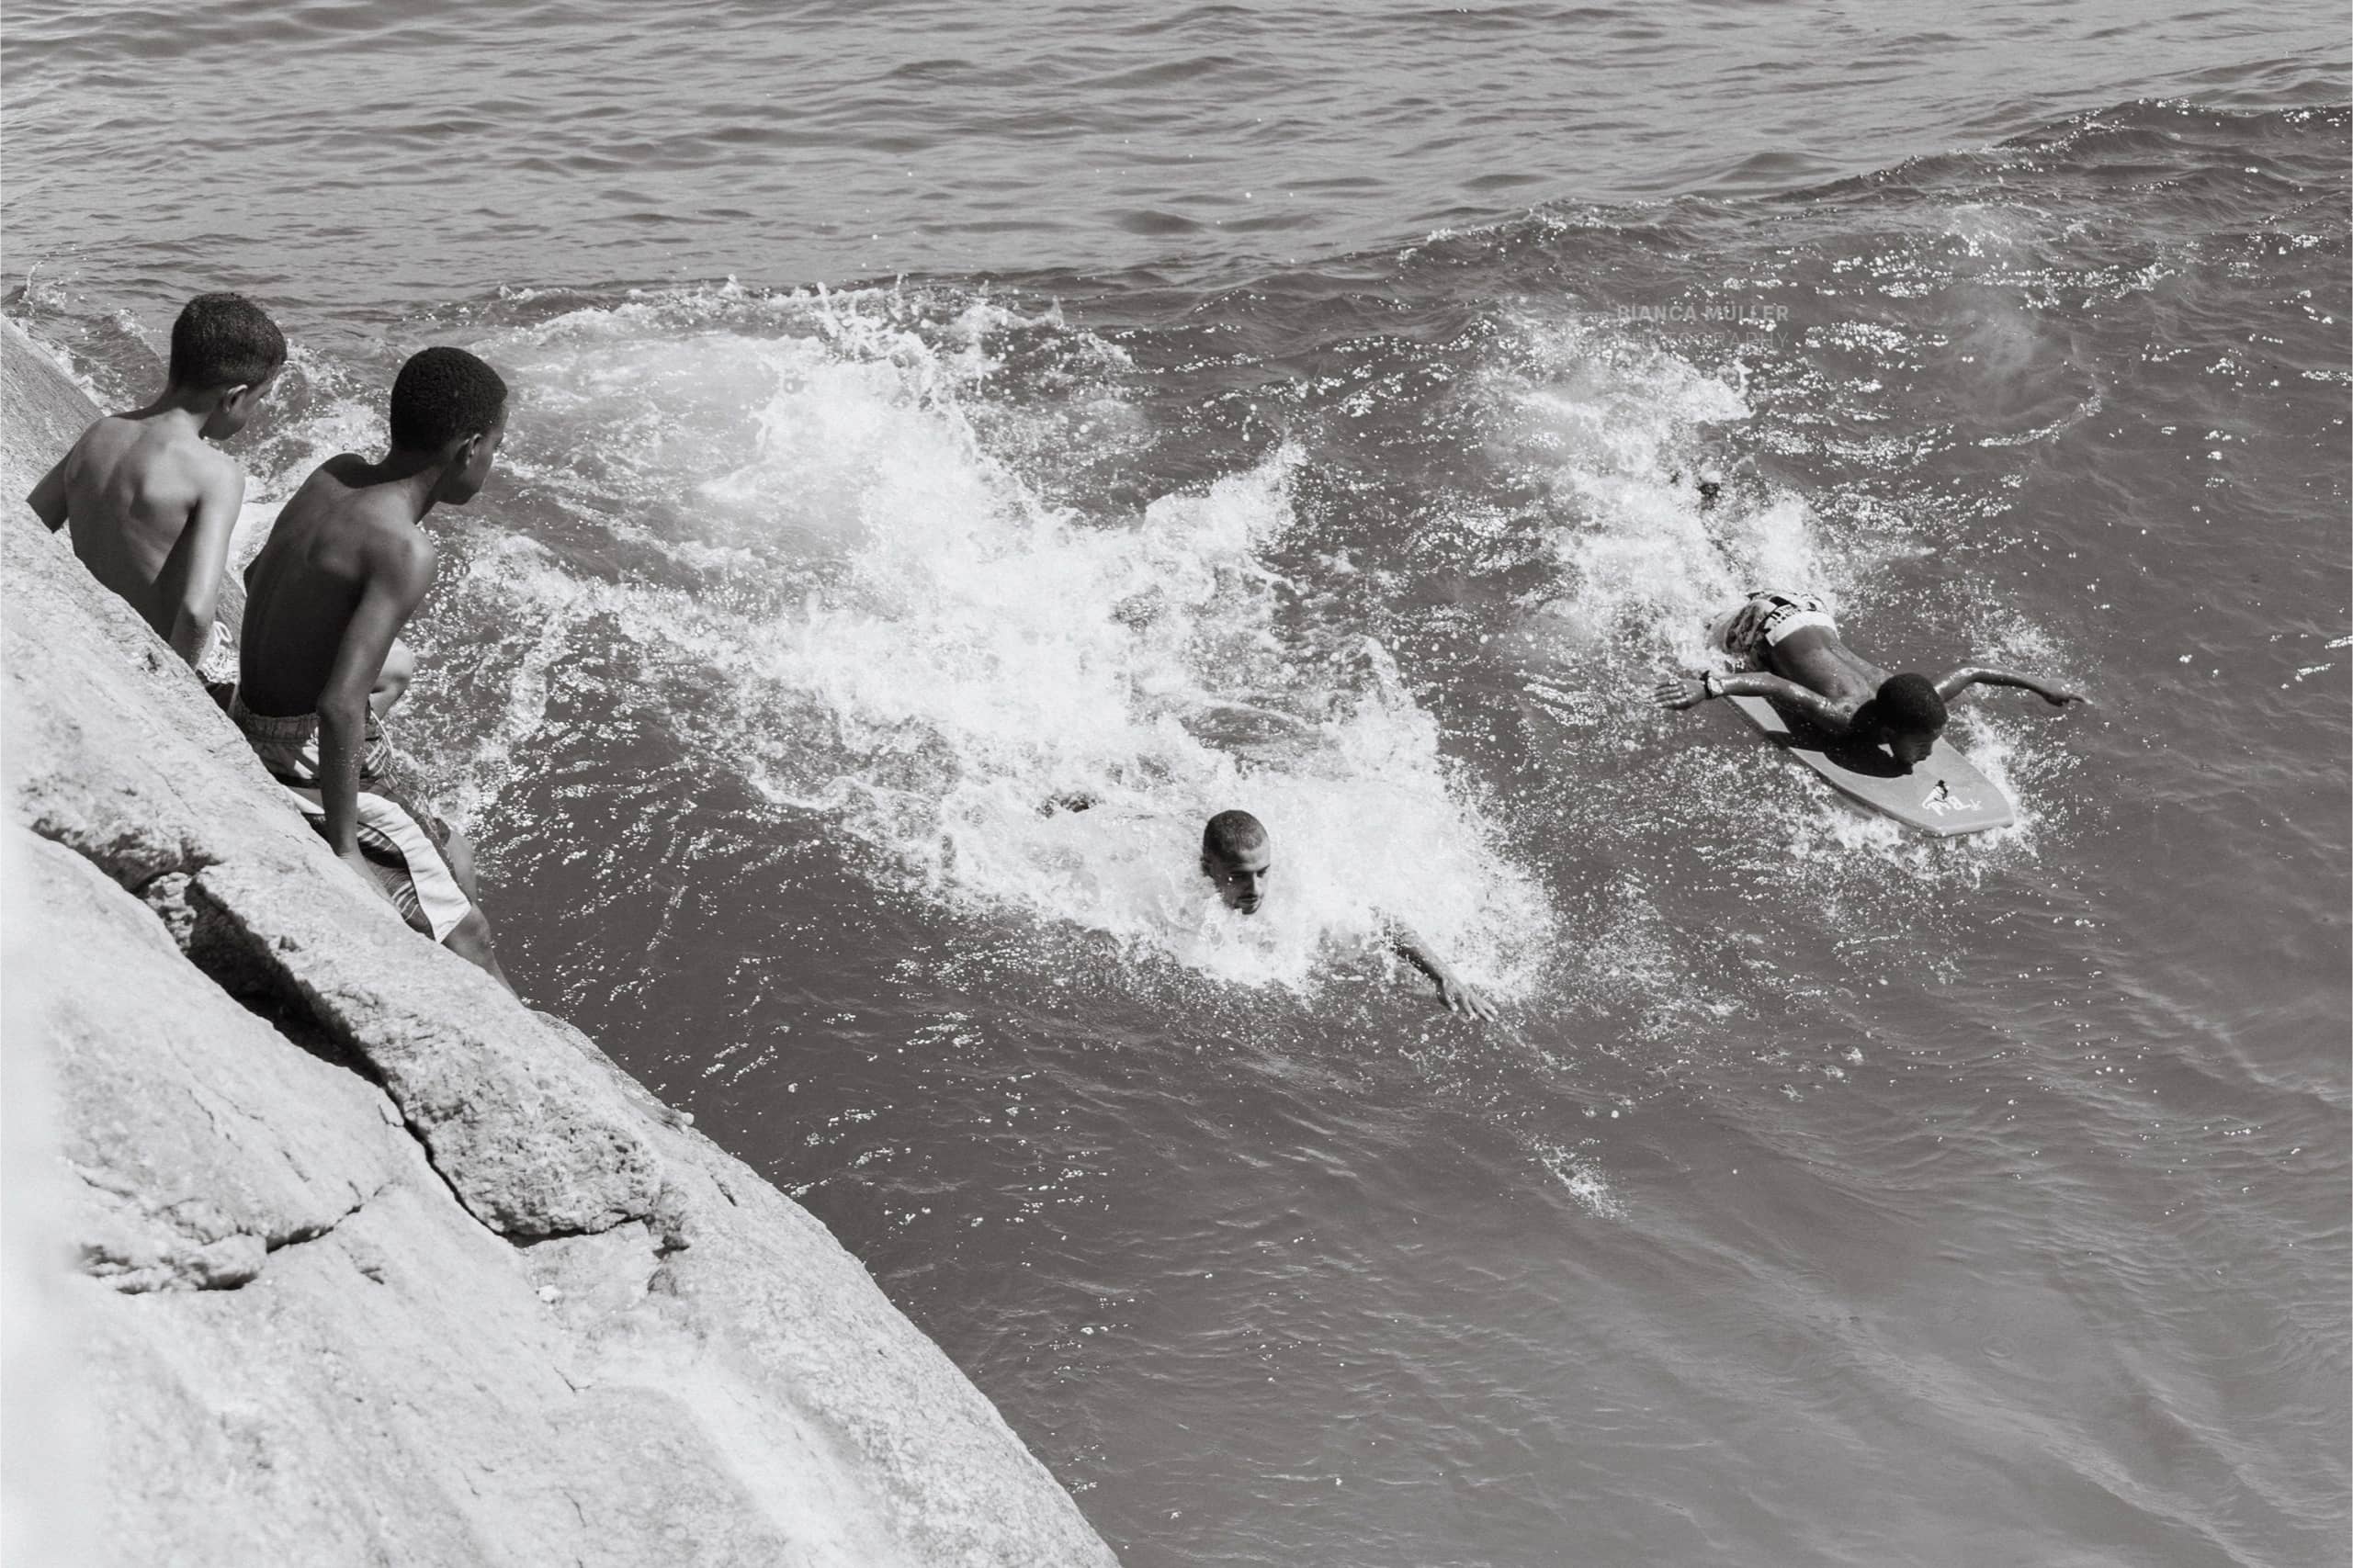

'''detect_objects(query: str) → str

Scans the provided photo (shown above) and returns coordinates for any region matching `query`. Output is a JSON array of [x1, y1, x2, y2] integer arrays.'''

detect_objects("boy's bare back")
[[41, 412, 245, 648], [25, 293, 284, 665], [238, 457, 436, 719]]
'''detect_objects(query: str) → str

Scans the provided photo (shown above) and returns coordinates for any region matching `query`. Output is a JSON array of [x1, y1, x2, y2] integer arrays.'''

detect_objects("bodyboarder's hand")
[[1652, 671, 1708, 710]]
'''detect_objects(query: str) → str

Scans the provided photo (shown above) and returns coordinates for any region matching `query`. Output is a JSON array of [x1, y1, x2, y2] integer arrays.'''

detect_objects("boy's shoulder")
[[282, 455, 427, 545], [277, 451, 364, 511], [77, 409, 242, 482], [188, 432, 247, 491], [64, 410, 137, 466]]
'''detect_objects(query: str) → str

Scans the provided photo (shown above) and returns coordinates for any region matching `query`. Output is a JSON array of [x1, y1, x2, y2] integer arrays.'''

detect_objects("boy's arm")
[[26, 446, 74, 532], [1653, 669, 1850, 729], [1934, 666, 2086, 706], [317, 531, 434, 894], [153, 458, 245, 664], [1388, 920, 1499, 1021]]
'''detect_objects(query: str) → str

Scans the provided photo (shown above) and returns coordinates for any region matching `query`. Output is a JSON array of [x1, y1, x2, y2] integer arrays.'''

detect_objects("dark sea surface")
[[6, 4, 2349, 1563]]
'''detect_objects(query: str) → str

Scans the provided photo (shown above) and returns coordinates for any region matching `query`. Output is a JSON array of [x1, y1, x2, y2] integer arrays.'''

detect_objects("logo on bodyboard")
[[1919, 781, 1981, 817]]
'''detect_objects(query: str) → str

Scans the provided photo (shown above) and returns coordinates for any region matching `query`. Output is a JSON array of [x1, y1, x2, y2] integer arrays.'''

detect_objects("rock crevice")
[[72, 1156, 391, 1294]]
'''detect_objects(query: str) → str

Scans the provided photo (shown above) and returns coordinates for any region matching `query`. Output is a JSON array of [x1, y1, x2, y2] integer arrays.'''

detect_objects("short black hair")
[[167, 293, 285, 390], [1857, 672, 1947, 738], [388, 345, 508, 452], [1202, 809, 1268, 861]]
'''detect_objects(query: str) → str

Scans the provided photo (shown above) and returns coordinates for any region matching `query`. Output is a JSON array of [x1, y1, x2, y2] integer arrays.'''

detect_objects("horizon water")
[[5, 3, 2348, 1563]]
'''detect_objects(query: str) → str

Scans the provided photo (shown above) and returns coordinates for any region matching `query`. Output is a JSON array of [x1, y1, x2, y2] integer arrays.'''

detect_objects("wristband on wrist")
[[1701, 670, 1722, 699]]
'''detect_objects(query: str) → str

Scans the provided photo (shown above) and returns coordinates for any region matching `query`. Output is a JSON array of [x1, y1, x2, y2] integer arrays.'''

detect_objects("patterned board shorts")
[[229, 696, 471, 942], [1709, 591, 1837, 663]]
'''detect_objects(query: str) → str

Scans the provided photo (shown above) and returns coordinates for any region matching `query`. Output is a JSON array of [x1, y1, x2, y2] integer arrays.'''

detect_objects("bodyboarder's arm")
[[317, 530, 433, 898], [1934, 666, 2086, 707], [1653, 669, 1851, 730]]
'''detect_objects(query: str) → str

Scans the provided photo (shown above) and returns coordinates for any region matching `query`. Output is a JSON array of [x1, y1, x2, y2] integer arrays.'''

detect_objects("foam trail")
[[1533, 1138, 1626, 1220], [410, 288, 1552, 993], [1486, 313, 1824, 665]]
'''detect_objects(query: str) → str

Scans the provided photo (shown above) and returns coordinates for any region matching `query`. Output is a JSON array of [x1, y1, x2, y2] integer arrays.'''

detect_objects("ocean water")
[[6, 4, 2349, 1563]]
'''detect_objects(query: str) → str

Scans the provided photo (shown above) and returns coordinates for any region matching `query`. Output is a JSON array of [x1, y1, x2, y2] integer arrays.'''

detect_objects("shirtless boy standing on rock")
[[1653, 590, 2086, 762], [27, 292, 283, 680], [235, 345, 515, 993]]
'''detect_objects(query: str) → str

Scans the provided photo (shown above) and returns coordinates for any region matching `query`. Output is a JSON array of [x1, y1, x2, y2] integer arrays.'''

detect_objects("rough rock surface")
[[2, 319, 1118, 1566], [33, 830, 416, 1292]]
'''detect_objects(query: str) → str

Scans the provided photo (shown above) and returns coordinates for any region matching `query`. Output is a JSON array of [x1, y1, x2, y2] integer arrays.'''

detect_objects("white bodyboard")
[[1721, 693, 2013, 837]]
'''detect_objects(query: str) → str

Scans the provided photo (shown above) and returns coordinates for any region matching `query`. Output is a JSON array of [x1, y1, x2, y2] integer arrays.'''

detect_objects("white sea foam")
[[405, 288, 1550, 993], [1533, 1139, 1626, 1220], [1486, 312, 1831, 666]]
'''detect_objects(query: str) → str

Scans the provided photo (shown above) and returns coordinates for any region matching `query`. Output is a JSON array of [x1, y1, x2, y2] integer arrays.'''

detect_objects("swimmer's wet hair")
[[1856, 672, 1947, 738], [1202, 809, 1268, 861], [388, 345, 507, 452], [168, 293, 285, 390]]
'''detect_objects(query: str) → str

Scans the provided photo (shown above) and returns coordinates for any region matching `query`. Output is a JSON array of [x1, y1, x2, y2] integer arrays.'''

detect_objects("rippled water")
[[6, 5, 2349, 1565], [4, 0, 2346, 311]]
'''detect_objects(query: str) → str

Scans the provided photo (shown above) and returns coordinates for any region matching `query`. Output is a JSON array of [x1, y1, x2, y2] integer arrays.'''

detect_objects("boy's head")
[[389, 345, 509, 504], [1201, 809, 1272, 914], [169, 292, 285, 438], [1852, 672, 1947, 767]]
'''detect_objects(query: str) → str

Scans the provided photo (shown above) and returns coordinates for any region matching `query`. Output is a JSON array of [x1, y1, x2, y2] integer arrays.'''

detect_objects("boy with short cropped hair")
[[234, 345, 517, 993], [26, 292, 284, 676]]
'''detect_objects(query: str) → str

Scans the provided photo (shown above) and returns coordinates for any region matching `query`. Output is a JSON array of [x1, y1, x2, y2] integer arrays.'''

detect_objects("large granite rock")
[[0, 465, 665, 1237], [1, 318, 1117, 1566], [32, 829, 417, 1292]]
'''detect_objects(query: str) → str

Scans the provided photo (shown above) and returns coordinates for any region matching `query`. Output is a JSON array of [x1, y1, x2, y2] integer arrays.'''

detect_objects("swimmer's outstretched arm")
[[1934, 666, 2087, 706], [1652, 669, 1849, 729], [1387, 922, 1499, 1021]]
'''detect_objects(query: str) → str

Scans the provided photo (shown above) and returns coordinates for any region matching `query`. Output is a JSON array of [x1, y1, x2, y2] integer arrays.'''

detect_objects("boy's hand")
[[1653, 671, 1708, 710], [2041, 687, 2088, 707], [336, 847, 398, 908]]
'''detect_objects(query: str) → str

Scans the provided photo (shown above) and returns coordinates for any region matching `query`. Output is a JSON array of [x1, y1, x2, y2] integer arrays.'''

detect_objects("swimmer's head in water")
[[1852, 672, 1947, 767], [1201, 809, 1271, 914]]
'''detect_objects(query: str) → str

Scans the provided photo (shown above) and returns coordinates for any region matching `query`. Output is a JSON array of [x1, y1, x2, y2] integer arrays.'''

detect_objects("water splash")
[[411, 287, 1550, 992]]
